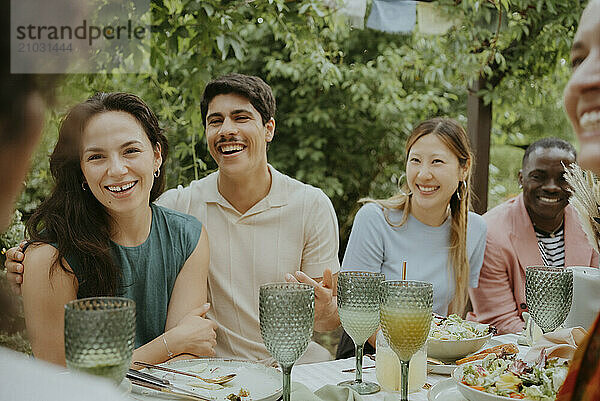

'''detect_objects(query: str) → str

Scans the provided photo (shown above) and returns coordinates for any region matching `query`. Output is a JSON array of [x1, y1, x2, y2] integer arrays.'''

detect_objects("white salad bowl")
[[428, 332, 493, 361]]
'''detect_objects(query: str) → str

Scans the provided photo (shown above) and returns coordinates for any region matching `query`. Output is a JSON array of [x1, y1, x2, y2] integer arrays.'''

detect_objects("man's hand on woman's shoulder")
[[4, 241, 26, 295]]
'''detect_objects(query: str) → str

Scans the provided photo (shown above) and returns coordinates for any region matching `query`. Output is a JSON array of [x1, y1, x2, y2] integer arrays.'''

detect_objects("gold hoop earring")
[[397, 173, 412, 196], [396, 173, 405, 190], [81, 182, 88, 191], [456, 180, 466, 201]]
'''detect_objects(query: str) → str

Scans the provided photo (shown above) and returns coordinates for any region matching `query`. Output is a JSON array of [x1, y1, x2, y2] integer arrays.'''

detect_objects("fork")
[[134, 361, 236, 385]]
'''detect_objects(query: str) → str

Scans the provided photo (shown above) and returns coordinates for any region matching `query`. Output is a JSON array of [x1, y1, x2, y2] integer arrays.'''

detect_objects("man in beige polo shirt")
[[6, 73, 341, 363], [157, 73, 341, 363]]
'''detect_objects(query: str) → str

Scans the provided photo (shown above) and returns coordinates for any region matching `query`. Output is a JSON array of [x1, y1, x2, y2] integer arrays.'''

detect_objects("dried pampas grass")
[[564, 163, 600, 254]]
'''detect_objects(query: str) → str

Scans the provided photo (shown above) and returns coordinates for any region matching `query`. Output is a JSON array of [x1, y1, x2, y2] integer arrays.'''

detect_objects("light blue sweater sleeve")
[[342, 203, 386, 272]]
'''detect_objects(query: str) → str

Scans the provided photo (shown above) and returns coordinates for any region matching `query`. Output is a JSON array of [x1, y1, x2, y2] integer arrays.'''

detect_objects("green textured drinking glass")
[[525, 266, 573, 333], [259, 283, 314, 401], [64, 297, 136, 385], [380, 281, 433, 401], [337, 271, 384, 395]]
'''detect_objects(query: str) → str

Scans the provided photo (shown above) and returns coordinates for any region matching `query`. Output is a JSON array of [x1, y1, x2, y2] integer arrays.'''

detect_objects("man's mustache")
[[215, 136, 245, 145]]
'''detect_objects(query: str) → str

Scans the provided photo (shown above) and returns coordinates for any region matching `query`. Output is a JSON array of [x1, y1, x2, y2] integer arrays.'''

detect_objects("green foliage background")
[[7, 0, 584, 257]]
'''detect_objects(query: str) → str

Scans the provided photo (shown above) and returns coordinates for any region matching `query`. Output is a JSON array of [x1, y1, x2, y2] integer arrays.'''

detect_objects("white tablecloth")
[[293, 334, 523, 401], [293, 357, 444, 401], [129, 334, 524, 401]]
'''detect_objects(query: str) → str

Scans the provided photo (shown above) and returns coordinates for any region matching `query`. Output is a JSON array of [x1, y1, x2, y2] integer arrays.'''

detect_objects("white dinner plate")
[[428, 378, 466, 401], [427, 338, 502, 375], [427, 362, 457, 376], [132, 358, 282, 401]]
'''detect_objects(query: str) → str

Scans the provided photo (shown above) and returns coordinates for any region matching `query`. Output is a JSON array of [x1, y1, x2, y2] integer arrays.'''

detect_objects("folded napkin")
[[524, 327, 588, 363], [518, 312, 544, 347], [291, 382, 363, 401], [564, 266, 600, 330]]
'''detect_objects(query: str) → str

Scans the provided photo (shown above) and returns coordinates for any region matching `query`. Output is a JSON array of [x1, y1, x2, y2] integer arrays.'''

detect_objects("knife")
[[127, 369, 214, 401], [129, 377, 211, 401]]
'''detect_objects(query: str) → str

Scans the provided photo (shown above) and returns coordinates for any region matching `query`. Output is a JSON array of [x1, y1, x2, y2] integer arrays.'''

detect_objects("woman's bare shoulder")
[[23, 243, 58, 269], [24, 242, 58, 258], [23, 243, 74, 278]]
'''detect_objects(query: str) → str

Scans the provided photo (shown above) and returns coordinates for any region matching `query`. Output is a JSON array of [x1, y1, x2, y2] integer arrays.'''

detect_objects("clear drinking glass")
[[337, 271, 384, 394], [64, 297, 136, 385], [259, 283, 314, 401], [375, 331, 427, 394], [525, 266, 573, 333], [380, 281, 433, 401]]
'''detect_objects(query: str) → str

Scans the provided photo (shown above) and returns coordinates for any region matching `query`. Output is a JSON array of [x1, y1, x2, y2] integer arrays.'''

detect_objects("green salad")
[[430, 314, 490, 340], [461, 353, 569, 400]]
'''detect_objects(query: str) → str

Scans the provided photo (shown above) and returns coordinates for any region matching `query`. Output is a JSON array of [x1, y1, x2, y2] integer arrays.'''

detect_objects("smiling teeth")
[[221, 144, 244, 153], [418, 185, 438, 193], [580, 111, 600, 130], [539, 197, 559, 203], [108, 182, 135, 192]]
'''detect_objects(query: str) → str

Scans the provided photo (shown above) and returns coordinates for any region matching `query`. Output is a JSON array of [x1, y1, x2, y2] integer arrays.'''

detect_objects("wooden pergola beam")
[[467, 76, 492, 215]]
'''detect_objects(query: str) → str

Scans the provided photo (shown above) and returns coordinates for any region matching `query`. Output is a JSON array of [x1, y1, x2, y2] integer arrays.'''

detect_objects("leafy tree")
[[433, 0, 582, 207], [15, 0, 586, 256]]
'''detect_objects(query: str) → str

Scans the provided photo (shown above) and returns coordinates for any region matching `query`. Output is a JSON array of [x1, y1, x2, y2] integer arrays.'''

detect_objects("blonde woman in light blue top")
[[342, 117, 486, 316]]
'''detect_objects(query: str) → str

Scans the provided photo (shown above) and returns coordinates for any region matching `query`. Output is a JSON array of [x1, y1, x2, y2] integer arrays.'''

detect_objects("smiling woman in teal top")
[[21, 92, 217, 367]]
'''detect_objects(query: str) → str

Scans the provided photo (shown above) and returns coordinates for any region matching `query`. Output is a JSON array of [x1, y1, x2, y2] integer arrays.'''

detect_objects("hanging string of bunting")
[[334, 0, 495, 35]]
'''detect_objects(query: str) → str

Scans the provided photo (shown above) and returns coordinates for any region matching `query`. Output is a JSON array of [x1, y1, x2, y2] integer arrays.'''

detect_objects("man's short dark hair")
[[200, 73, 276, 127], [522, 137, 577, 167]]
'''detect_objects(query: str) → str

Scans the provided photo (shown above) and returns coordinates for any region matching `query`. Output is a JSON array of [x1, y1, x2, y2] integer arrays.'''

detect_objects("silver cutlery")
[[134, 361, 236, 385], [126, 369, 214, 401], [342, 365, 375, 373]]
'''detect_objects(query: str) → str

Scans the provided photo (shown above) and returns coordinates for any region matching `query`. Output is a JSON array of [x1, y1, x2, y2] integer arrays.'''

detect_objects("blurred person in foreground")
[[0, 65, 44, 231], [557, 0, 600, 399], [468, 138, 598, 334], [0, 7, 127, 401]]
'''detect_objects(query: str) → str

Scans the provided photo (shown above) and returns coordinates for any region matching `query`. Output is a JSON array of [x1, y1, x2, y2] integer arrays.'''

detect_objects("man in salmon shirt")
[[468, 137, 598, 334]]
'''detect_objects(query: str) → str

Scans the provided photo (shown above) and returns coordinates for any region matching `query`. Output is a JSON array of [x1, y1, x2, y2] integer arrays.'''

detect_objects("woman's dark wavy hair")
[[26, 92, 168, 297]]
